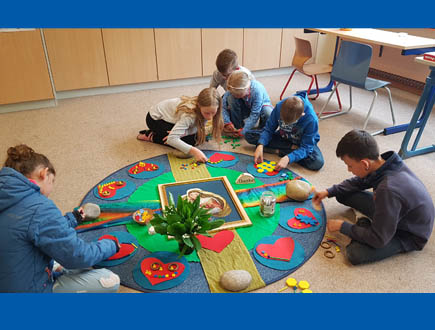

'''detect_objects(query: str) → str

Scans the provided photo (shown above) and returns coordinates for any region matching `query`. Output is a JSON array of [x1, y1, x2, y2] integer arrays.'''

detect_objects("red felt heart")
[[97, 181, 126, 198], [256, 237, 295, 261], [209, 153, 236, 163], [140, 257, 185, 286], [196, 230, 235, 253], [98, 235, 137, 260], [108, 243, 136, 260], [287, 208, 318, 229]]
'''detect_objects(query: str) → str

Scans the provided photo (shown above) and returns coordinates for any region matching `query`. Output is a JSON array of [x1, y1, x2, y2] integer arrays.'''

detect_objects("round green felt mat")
[[126, 167, 280, 262]]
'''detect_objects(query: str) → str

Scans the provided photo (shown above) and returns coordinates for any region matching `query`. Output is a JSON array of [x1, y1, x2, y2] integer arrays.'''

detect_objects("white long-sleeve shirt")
[[149, 97, 198, 154]]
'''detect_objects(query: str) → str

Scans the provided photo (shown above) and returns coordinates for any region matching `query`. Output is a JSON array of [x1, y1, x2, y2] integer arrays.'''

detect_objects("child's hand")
[[189, 147, 208, 163], [275, 156, 289, 171], [162, 131, 172, 144], [312, 189, 328, 205], [327, 219, 344, 232], [254, 145, 264, 164]]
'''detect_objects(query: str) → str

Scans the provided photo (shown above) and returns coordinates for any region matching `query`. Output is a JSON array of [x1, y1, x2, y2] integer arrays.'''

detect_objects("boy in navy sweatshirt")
[[245, 92, 324, 171], [313, 130, 434, 265]]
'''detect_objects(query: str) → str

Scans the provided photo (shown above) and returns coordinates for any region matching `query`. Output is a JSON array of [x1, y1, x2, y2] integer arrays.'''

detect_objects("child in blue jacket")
[[222, 71, 273, 138], [0, 144, 120, 293], [246, 92, 324, 171]]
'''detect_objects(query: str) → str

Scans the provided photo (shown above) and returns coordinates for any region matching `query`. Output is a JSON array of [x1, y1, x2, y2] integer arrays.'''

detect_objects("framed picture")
[[158, 176, 252, 232]]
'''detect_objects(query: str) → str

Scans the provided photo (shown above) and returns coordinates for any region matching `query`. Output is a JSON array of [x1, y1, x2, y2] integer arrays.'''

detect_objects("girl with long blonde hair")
[[138, 87, 223, 162]]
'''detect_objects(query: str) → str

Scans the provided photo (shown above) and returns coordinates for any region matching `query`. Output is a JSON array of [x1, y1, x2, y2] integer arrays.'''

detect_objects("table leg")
[[398, 67, 435, 159]]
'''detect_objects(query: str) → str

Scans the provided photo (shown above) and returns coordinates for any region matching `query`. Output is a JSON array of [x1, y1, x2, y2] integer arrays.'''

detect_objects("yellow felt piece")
[[168, 153, 211, 181], [197, 230, 265, 293]]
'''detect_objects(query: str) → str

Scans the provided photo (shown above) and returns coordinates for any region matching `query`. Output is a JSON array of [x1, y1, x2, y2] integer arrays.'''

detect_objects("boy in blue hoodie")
[[245, 92, 324, 171], [313, 130, 434, 265], [0, 144, 120, 292]]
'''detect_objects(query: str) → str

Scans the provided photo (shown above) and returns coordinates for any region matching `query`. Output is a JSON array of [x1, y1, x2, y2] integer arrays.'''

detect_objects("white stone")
[[220, 270, 252, 292], [285, 180, 311, 201], [236, 173, 255, 184], [148, 226, 156, 235], [83, 203, 101, 220]]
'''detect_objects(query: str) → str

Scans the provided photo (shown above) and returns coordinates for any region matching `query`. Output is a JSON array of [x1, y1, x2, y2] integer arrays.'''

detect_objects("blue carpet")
[[78, 151, 326, 293]]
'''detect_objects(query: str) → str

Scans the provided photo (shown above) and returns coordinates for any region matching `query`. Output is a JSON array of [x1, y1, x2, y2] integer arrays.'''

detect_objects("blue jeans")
[[226, 94, 272, 130], [336, 191, 405, 265], [245, 129, 324, 171], [52, 267, 120, 293]]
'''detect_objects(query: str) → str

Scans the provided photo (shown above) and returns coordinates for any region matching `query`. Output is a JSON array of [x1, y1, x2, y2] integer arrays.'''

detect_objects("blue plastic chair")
[[318, 40, 396, 135]]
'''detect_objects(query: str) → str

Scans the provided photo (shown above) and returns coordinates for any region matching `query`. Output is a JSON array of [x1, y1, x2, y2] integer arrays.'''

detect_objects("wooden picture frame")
[[158, 176, 251, 232]]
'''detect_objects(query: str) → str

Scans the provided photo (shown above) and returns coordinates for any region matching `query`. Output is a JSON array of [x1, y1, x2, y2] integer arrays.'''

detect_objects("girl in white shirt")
[[137, 87, 223, 162]]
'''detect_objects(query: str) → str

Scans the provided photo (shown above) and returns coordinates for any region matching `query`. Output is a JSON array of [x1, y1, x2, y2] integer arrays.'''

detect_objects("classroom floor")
[[1, 72, 434, 293]]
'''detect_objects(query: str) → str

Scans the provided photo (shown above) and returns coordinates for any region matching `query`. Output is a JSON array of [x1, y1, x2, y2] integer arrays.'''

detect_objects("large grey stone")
[[285, 180, 311, 201], [220, 270, 252, 292], [83, 203, 101, 220]]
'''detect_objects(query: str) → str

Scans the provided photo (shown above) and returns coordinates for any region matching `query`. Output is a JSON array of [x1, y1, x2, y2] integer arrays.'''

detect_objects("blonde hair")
[[280, 96, 304, 124], [176, 87, 223, 145], [227, 71, 251, 95]]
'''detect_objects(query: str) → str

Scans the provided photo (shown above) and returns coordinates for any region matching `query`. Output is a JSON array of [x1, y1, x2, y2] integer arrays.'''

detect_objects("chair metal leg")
[[280, 68, 297, 100], [362, 90, 378, 130], [307, 76, 315, 98], [309, 75, 320, 100], [334, 81, 342, 110], [384, 86, 396, 126], [319, 83, 354, 119], [318, 83, 339, 118]]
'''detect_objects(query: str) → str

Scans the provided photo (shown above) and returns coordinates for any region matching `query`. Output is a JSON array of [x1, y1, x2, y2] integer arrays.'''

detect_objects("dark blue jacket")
[[0, 167, 117, 292], [328, 151, 434, 251], [258, 92, 320, 163]]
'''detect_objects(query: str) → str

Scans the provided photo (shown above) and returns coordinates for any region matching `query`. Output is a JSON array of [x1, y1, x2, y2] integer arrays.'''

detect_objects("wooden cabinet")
[[243, 29, 282, 71], [44, 29, 109, 91], [102, 29, 157, 86], [0, 29, 54, 105], [154, 29, 202, 80], [280, 29, 320, 67], [201, 29, 244, 76]]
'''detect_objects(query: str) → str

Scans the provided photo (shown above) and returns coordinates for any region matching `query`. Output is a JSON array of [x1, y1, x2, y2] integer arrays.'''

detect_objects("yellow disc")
[[286, 278, 297, 287], [257, 169, 264, 173], [301, 289, 313, 293], [298, 280, 310, 290], [270, 161, 276, 165]]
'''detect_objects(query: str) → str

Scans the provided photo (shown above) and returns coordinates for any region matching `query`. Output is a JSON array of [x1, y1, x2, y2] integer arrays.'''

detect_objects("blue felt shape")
[[95, 231, 139, 267], [205, 151, 239, 168], [127, 160, 164, 179], [132, 251, 190, 291], [279, 204, 322, 233], [93, 179, 136, 201], [253, 235, 305, 270], [296, 214, 318, 225], [246, 161, 284, 178]]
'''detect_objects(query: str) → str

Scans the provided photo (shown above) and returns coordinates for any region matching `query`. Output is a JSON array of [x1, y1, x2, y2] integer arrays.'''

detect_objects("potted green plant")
[[150, 193, 225, 257]]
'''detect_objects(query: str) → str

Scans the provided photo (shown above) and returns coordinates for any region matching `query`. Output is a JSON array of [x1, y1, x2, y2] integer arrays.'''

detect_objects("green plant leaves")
[[167, 223, 186, 236], [191, 235, 202, 252], [151, 191, 225, 257]]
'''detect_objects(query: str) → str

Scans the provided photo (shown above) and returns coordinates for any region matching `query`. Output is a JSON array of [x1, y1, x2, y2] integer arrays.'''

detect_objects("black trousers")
[[142, 113, 196, 147]]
